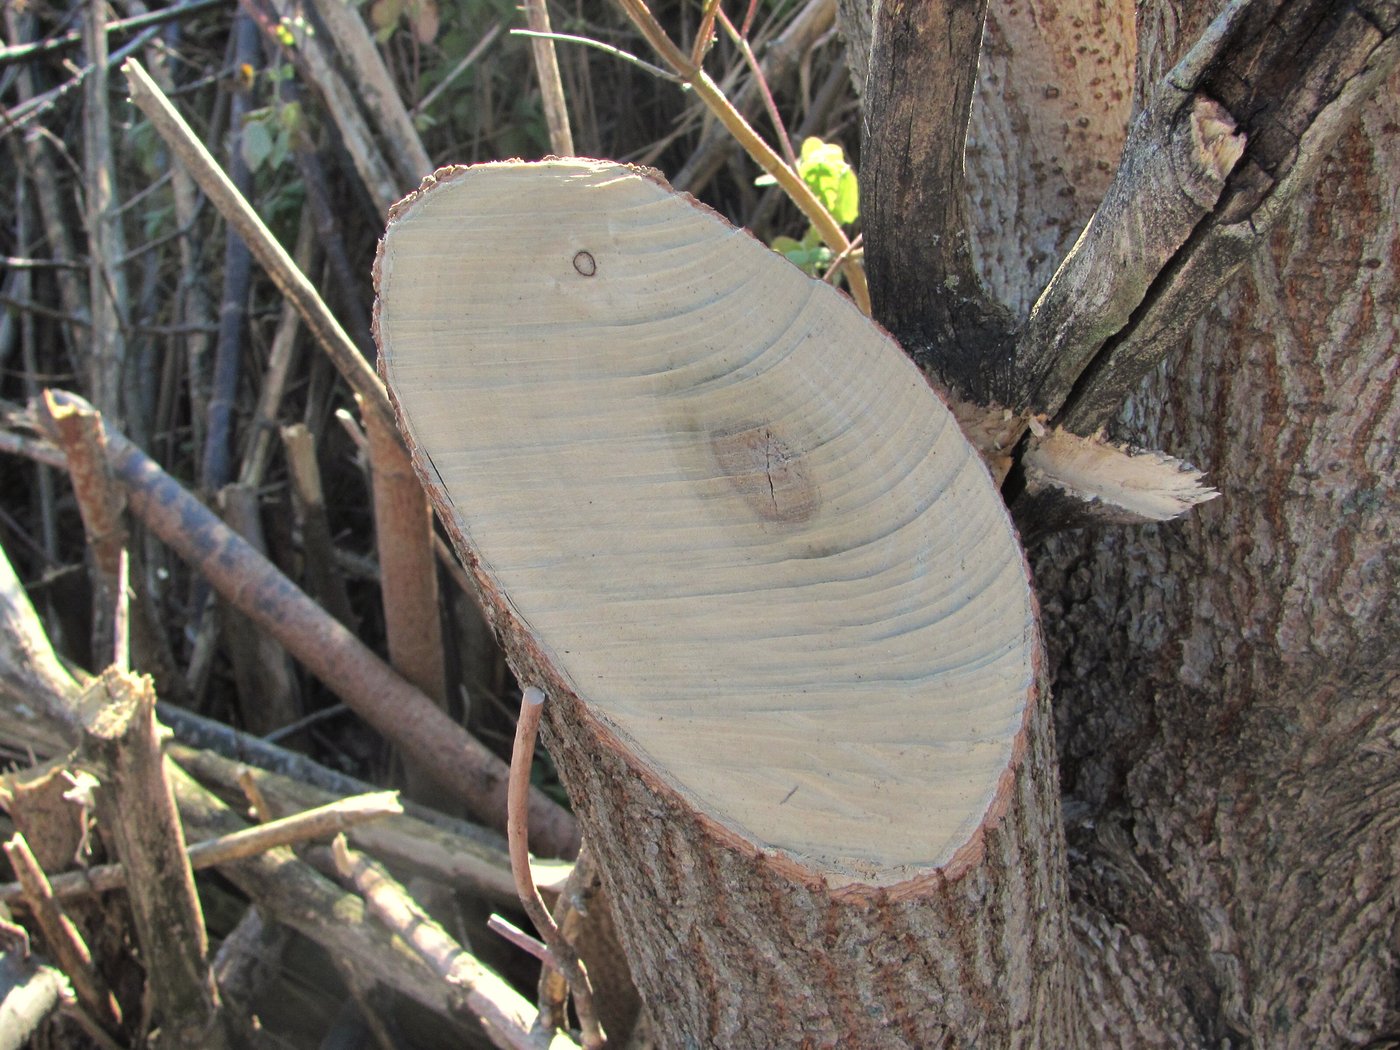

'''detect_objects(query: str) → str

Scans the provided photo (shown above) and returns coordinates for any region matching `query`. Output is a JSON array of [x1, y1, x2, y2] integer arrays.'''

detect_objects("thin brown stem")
[[717, 7, 795, 168], [509, 687, 605, 1048], [691, 0, 724, 68], [612, 0, 869, 314], [488, 914, 553, 964], [3, 833, 124, 1035]]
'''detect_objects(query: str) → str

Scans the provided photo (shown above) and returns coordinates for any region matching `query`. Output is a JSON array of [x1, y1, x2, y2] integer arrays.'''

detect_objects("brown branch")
[[37, 391, 127, 660], [120, 58, 395, 431], [509, 688, 605, 1049], [1044, 0, 1400, 433], [488, 913, 553, 964], [40, 389, 577, 857], [361, 396, 448, 798], [3, 833, 123, 1035], [0, 792, 402, 905], [79, 668, 228, 1048], [331, 835, 580, 1050]]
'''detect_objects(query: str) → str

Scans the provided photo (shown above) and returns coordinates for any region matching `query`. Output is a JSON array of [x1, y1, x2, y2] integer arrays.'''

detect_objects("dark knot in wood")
[[708, 424, 818, 525], [572, 250, 597, 276]]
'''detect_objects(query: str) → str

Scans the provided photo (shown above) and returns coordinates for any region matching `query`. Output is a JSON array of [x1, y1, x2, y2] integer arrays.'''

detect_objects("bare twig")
[[3, 833, 123, 1035], [202, 12, 259, 493], [120, 59, 394, 430], [611, 0, 868, 314], [81, 0, 131, 425], [717, 7, 796, 168], [510, 688, 604, 1048], [332, 835, 580, 1050], [511, 31, 681, 84], [522, 0, 575, 155], [412, 22, 503, 117], [0, 792, 402, 905], [488, 914, 553, 965], [236, 218, 316, 489]]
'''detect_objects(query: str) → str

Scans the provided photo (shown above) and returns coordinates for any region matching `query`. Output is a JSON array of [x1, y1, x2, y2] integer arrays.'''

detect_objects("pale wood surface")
[[377, 160, 1038, 886]]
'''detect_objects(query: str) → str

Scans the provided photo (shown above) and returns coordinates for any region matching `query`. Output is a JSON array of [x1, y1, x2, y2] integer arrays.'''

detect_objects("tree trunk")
[[961, 1, 1400, 1044], [1038, 67, 1400, 1050], [374, 0, 1400, 1045]]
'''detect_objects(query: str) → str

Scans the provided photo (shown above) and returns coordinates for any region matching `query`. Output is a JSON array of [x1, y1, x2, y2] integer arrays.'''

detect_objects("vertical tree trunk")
[[961, 2, 1400, 1043], [1033, 83, 1400, 1046]]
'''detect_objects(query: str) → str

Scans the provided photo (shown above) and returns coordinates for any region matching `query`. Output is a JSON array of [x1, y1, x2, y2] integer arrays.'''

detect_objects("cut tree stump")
[[375, 160, 1076, 1047]]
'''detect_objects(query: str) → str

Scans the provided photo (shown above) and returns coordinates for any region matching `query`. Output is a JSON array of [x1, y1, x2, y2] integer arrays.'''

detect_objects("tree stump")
[[375, 160, 1076, 1047]]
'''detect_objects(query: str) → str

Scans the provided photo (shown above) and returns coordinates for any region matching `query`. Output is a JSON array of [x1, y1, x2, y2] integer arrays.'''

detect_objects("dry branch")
[[332, 836, 580, 1050], [36, 392, 127, 661], [0, 792, 402, 905], [522, 0, 576, 156], [120, 58, 394, 430], [362, 395, 448, 797], [2, 833, 122, 1036], [78, 668, 227, 1048]]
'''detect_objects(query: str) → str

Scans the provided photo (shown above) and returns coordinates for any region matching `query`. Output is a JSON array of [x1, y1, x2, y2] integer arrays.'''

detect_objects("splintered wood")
[[376, 160, 1039, 888]]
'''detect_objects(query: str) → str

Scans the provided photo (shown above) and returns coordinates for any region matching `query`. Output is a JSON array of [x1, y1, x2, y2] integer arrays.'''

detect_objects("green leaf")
[[795, 136, 859, 226], [240, 119, 273, 172]]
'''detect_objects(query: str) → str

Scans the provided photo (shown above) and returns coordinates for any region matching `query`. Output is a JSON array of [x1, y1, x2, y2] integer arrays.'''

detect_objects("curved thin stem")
[[612, 0, 870, 314]]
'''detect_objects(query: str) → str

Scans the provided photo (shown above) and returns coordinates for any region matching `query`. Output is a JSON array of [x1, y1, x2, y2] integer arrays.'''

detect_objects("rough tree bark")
[[375, 0, 1398, 1045], [921, 0, 1400, 1044]]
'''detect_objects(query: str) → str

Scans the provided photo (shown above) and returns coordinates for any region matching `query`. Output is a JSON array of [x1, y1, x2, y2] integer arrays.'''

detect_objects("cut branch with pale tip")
[[1013, 427, 1220, 542]]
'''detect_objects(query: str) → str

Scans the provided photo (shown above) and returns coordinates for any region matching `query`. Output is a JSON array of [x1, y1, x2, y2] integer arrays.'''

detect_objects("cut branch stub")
[[376, 161, 1070, 1044]]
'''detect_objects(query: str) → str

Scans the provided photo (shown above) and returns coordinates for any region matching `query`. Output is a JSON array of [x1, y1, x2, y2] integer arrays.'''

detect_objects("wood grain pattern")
[[375, 160, 1039, 888]]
